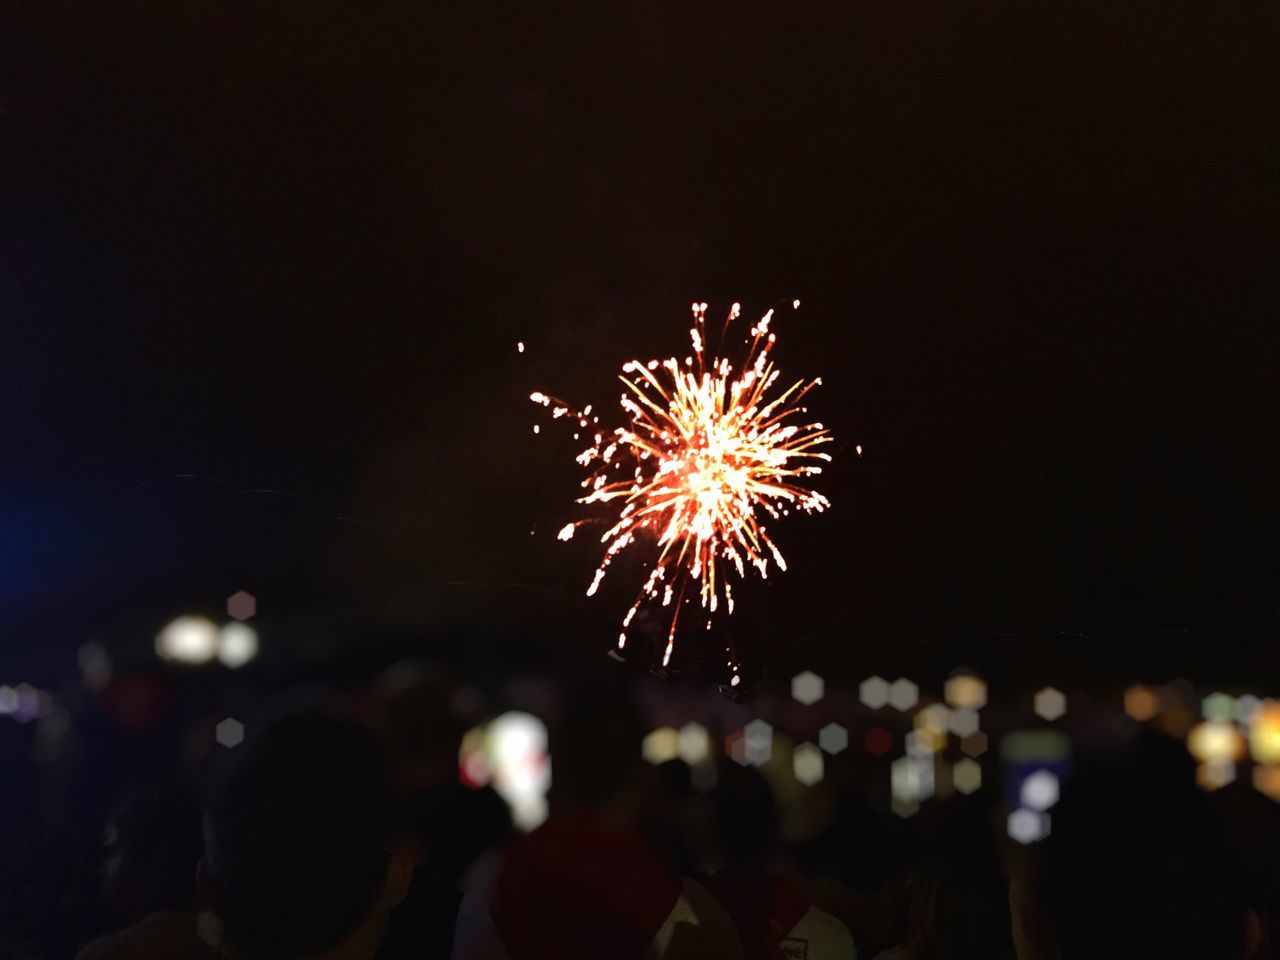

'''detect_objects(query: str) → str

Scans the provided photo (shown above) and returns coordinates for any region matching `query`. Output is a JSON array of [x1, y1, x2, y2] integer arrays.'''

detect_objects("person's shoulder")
[[77, 911, 208, 960], [787, 902, 857, 960]]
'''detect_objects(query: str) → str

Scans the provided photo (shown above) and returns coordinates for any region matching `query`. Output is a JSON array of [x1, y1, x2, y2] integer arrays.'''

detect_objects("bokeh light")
[[642, 726, 680, 765], [677, 722, 712, 766], [889, 678, 919, 712], [1034, 687, 1066, 722], [226, 590, 257, 621], [906, 728, 945, 756], [1187, 721, 1245, 763], [793, 742, 824, 786], [1124, 685, 1160, 722], [953, 757, 982, 795], [1196, 760, 1236, 792], [487, 711, 552, 831], [819, 722, 848, 755], [1008, 808, 1051, 844], [864, 726, 893, 756], [1201, 692, 1236, 723], [215, 717, 244, 748], [916, 703, 950, 737], [1020, 769, 1060, 811], [948, 708, 980, 738], [1253, 765, 1280, 802], [156, 616, 219, 665], [1249, 702, 1280, 764], [1236, 694, 1262, 727], [744, 719, 774, 767], [944, 673, 988, 710], [217, 623, 259, 669], [791, 671, 825, 706], [859, 676, 890, 710]]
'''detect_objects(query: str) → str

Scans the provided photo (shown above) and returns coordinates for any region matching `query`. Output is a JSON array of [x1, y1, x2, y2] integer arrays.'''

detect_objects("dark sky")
[[4, 2, 1279, 686]]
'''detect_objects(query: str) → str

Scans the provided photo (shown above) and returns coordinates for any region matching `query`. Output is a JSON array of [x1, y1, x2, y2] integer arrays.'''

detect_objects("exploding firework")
[[532, 301, 833, 675]]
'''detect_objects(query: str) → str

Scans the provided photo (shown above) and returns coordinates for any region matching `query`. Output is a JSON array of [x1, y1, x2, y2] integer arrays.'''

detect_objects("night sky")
[[5, 2, 1280, 689]]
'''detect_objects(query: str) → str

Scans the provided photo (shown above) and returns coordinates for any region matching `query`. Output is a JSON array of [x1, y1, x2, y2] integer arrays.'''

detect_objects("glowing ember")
[[533, 301, 833, 667]]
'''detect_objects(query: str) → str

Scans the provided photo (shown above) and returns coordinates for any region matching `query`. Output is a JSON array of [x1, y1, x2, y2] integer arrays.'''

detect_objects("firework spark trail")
[[532, 301, 833, 672]]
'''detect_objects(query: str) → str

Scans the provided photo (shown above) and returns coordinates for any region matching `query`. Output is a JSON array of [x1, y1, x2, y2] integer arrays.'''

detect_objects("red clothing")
[[492, 816, 681, 960], [706, 871, 812, 960]]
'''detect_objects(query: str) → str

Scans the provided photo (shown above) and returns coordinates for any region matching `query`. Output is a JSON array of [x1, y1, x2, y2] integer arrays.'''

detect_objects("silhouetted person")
[[375, 660, 513, 888], [79, 710, 458, 960], [708, 762, 856, 960], [457, 678, 743, 959], [1042, 736, 1261, 960], [101, 787, 202, 925], [873, 796, 1013, 960]]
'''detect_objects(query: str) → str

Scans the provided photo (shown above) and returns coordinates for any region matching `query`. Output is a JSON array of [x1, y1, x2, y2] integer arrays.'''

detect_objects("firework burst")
[[532, 301, 833, 675]]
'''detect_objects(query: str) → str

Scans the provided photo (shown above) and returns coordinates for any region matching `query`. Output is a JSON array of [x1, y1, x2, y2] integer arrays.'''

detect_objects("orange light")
[[945, 674, 988, 710], [1124, 685, 1160, 722], [1197, 760, 1235, 792], [1250, 702, 1280, 764], [1253, 764, 1280, 802]]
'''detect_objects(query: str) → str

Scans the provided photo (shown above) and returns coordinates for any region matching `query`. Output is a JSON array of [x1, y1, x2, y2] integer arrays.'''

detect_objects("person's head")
[[1045, 737, 1257, 960], [201, 712, 412, 960], [711, 762, 780, 870], [546, 677, 646, 814], [898, 796, 1014, 960]]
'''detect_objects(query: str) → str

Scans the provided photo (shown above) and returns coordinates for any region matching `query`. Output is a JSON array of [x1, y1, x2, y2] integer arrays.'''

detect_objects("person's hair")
[[547, 678, 645, 808], [203, 712, 393, 959], [1046, 735, 1248, 960], [898, 796, 1015, 960], [711, 762, 779, 867]]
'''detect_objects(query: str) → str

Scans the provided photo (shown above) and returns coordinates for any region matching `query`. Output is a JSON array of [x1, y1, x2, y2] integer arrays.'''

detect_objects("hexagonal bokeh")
[[891, 794, 920, 819], [226, 590, 257, 621], [1008, 808, 1051, 844], [948, 708, 980, 738], [793, 742, 824, 786], [859, 676, 890, 710], [1250, 703, 1280, 764], [215, 717, 245, 749], [1252, 764, 1280, 802], [916, 703, 950, 735], [818, 722, 848, 755], [891, 754, 935, 804], [1034, 687, 1066, 721], [944, 674, 988, 710], [1020, 769, 1060, 810], [954, 757, 982, 795], [961, 731, 989, 757], [1197, 759, 1236, 791], [865, 726, 893, 756], [1201, 692, 1235, 723], [677, 723, 712, 766], [725, 730, 749, 766], [889, 678, 919, 712], [1236, 694, 1262, 726], [906, 728, 944, 756], [792, 671, 825, 706], [1124, 685, 1160, 722], [743, 719, 774, 767], [642, 727, 679, 764], [1187, 721, 1245, 764]]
